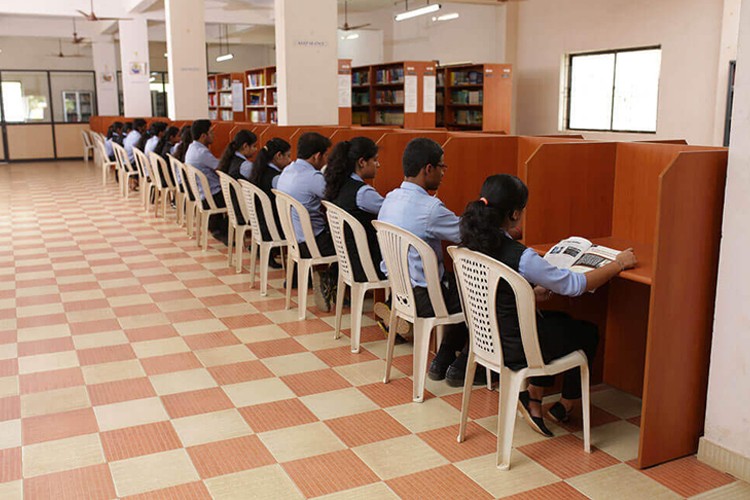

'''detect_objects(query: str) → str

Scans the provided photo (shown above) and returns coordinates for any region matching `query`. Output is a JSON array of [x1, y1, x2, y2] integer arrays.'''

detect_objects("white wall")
[[513, 0, 725, 145], [338, 30, 383, 67], [0, 36, 93, 71], [701, 0, 750, 478]]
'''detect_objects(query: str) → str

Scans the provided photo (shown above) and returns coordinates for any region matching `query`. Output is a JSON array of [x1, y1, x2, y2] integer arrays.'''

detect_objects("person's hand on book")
[[534, 286, 552, 303], [615, 248, 637, 271]]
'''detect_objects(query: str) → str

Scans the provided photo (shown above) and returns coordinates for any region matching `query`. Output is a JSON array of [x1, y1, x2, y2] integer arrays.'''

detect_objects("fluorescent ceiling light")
[[395, 3, 440, 21], [216, 53, 234, 62], [163, 52, 168, 58], [346, 33, 359, 40], [433, 12, 459, 22]]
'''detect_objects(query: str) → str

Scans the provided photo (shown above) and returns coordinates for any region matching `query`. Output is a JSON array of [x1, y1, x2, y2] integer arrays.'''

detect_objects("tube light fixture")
[[163, 52, 168, 58], [216, 53, 233, 62], [215, 24, 233, 62], [346, 33, 359, 40], [432, 12, 459, 22], [395, 3, 441, 21]]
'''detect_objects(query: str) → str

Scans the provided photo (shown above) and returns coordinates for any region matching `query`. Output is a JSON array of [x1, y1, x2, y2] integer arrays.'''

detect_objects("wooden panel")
[[516, 136, 586, 183], [329, 127, 393, 147], [373, 131, 449, 196], [482, 64, 513, 133], [55, 123, 89, 158], [637, 139, 688, 144], [638, 150, 728, 468], [208, 121, 236, 157], [522, 142, 617, 247], [7, 124, 54, 160], [404, 61, 437, 129], [288, 126, 342, 158]]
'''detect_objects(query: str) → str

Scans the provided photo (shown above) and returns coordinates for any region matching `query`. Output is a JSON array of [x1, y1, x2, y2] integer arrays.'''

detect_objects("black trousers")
[[530, 311, 599, 400], [299, 229, 336, 258], [203, 192, 227, 234], [412, 271, 468, 353]]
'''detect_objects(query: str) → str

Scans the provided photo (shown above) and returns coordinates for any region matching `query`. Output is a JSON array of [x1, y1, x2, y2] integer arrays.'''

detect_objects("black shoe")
[[268, 258, 283, 269], [518, 391, 554, 437], [375, 319, 408, 344], [547, 401, 572, 423], [444, 363, 487, 387], [428, 348, 457, 381]]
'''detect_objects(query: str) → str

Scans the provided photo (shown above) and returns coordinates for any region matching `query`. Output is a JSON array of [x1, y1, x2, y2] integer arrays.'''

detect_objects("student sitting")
[[104, 121, 123, 161], [218, 129, 258, 181], [277, 132, 335, 311], [185, 119, 227, 243], [120, 122, 132, 145], [172, 125, 192, 161], [459, 174, 637, 436], [124, 118, 146, 164], [248, 138, 292, 269], [155, 126, 179, 185], [142, 121, 168, 155], [377, 137, 475, 387]]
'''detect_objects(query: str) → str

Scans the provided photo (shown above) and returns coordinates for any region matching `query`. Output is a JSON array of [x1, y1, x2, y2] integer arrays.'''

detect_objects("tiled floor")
[[0, 161, 746, 499]]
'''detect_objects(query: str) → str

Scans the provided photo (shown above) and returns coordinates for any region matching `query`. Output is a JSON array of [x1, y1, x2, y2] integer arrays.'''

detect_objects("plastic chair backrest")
[[372, 220, 449, 322], [150, 152, 174, 190], [167, 154, 184, 190], [448, 246, 544, 370], [133, 147, 152, 179], [322, 201, 381, 284], [272, 189, 322, 259], [217, 171, 249, 227], [146, 151, 164, 188], [239, 180, 284, 243], [175, 160, 196, 201], [82, 129, 93, 148], [186, 163, 218, 208], [112, 143, 134, 173]]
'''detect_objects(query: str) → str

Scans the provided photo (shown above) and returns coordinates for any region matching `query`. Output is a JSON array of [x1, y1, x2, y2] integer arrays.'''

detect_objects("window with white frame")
[[566, 46, 661, 133]]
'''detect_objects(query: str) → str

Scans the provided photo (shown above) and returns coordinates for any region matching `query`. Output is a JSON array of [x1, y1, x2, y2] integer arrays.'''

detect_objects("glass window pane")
[[1, 71, 51, 123], [49, 72, 96, 123], [612, 49, 661, 132], [568, 53, 614, 130]]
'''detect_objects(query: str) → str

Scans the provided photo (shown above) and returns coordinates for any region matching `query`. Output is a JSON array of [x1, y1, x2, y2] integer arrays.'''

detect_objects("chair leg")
[[201, 213, 210, 251], [249, 241, 259, 288], [412, 319, 432, 403], [297, 260, 311, 320], [259, 244, 271, 297], [383, 307, 398, 384], [458, 351, 478, 442], [581, 361, 591, 453], [496, 370, 524, 470], [284, 258, 294, 311], [235, 228, 244, 274], [334, 274, 345, 341], [226, 225, 235, 267], [349, 284, 367, 354]]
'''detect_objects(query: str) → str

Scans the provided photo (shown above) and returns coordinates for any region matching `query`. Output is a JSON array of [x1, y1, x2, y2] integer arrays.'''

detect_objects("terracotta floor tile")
[[442, 388, 499, 420], [634, 455, 736, 497], [220, 314, 272, 330], [15, 294, 61, 307], [22, 407, 99, 445], [387, 464, 493, 500], [24, 463, 115, 499], [279, 318, 333, 336], [103, 285, 147, 297], [122, 481, 212, 500], [326, 409, 411, 447], [500, 481, 589, 499], [246, 338, 306, 359], [78, 344, 136, 366], [313, 346, 379, 367], [0, 330, 16, 345], [281, 368, 352, 397], [418, 422, 497, 462], [124, 325, 179, 343], [0, 396, 20, 421], [101, 421, 182, 461], [359, 377, 436, 408], [16, 313, 67, 329], [183, 331, 240, 351], [199, 294, 246, 307], [88, 377, 156, 406], [63, 298, 111, 313], [140, 352, 202, 376], [166, 308, 215, 323], [70, 319, 122, 336], [208, 360, 274, 385], [20, 367, 84, 394], [161, 387, 234, 419], [249, 298, 288, 313], [0, 447, 21, 482], [149, 289, 195, 303], [518, 434, 620, 479], [15, 278, 57, 289], [113, 303, 161, 318], [138, 274, 178, 285], [59, 281, 101, 293], [283, 449, 379, 497], [0, 309, 15, 320], [390, 354, 417, 376], [0, 359, 19, 377], [187, 435, 276, 478], [238, 398, 318, 433], [543, 401, 621, 433]]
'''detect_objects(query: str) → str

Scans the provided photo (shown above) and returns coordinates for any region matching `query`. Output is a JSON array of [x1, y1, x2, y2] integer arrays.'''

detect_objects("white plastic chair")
[[82, 130, 95, 166], [174, 158, 199, 238], [185, 163, 227, 251], [168, 155, 188, 228], [148, 152, 175, 219], [323, 201, 390, 353], [133, 148, 155, 212], [240, 180, 288, 296], [218, 171, 253, 273], [94, 135, 116, 186], [373, 220, 465, 403], [447, 246, 591, 470], [272, 189, 337, 320], [112, 143, 138, 199]]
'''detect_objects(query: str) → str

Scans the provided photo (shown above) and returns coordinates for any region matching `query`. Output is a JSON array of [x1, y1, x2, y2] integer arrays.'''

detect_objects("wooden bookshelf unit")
[[207, 75, 218, 121], [244, 66, 277, 124], [444, 63, 512, 132], [216, 73, 246, 122]]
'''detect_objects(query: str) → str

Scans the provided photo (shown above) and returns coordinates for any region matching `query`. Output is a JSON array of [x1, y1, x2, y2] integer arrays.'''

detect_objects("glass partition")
[[50, 71, 97, 123], [1, 71, 51, 123]]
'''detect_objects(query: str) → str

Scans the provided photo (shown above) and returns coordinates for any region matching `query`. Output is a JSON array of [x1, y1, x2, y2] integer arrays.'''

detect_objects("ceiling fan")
[[76, 0, 132, 21], [339, 0, 371, 31], [71, 18, 89, 45], [51, 39, 85, 58]]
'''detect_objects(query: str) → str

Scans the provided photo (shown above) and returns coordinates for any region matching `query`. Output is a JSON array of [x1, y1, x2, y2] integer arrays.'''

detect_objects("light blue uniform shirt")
[[145, 136, 159, 155], [378, 182, 460, 287], [351, 173, 384, 214], [236, 151, 253, 180], [276, 159, 326, 242], [268, 163, 282, 189], [104, 138, 115, 159], [123, 130, 141, 163], [185, 141, 220, 199]]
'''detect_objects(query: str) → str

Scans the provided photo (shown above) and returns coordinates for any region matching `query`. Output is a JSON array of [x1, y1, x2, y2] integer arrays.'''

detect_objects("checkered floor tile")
[[0, 161, 745, 499]]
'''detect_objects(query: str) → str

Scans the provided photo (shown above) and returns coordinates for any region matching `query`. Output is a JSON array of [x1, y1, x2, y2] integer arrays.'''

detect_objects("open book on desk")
[[543, 237, 619, 273]]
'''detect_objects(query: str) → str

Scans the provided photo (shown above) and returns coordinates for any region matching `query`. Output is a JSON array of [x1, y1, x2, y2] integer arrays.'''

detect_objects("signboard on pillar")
[[338, 59, 352, 126], [92, 42, 119, 116], [119, 19, 151, 117]]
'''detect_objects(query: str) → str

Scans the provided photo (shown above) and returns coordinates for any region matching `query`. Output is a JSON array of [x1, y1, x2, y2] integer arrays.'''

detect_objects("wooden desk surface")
[[530, 236, 653, 286]]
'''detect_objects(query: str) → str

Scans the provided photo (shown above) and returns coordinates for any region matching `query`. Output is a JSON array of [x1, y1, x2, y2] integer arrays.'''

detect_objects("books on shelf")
[[269, 109, 278, 124], [375, 67, 404, 84], [248, 92, 264, 106], [437, 71, 445, 87], [375, 110, 404, 125], [269, 72, 277, 86], [208, 94, 217, 107], [375, 89, 404, 105], [450, 89, 483, 105], [353, 71, 369, 86], [451, 70, 484, 86], [353, 111, 369, 125], [207, 78, 216, 92], [353, 91, 370, 106], [249, 110, 267, 122], [219, 76, 232, 91], [270, 90, 277, 105], [220, 110, 233, 121], [454, 109, 483, 126], [219, 93, 233, 107], [247, 72, 265, 88], [208, 109, 218, 120]]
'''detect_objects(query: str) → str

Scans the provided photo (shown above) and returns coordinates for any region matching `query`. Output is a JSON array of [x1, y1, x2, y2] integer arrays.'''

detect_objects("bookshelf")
[[244, 65, 277, 124], [436, 66, 446, 127], [444, 63, 512, 132], [207, 75, 218, 121], [350, 61, 437, 128], [216, 73, 246, 122]]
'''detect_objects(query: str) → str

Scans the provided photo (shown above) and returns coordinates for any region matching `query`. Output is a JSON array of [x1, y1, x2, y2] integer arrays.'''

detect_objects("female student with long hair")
[[136, 121, 167, 154], [105, 121, 123, 161], [323, 137, 385, 283], [459, 174, 637, 437], [172, 125, 193, 163], [154, 126, 179, 184], [217, 129, 258, 180]]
